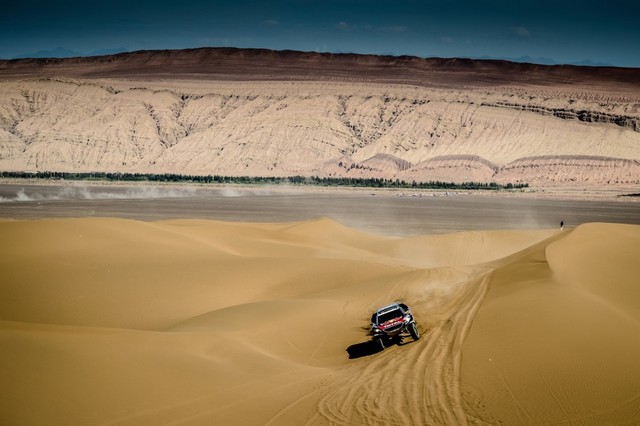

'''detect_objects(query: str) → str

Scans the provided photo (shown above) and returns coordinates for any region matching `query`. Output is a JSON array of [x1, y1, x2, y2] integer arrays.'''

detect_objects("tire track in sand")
[[313, 273, 492, 426]]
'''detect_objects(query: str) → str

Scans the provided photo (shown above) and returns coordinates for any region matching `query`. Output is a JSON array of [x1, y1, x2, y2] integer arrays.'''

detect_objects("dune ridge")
[[1, 218, 639, 424], [462, 223, 640, 424]]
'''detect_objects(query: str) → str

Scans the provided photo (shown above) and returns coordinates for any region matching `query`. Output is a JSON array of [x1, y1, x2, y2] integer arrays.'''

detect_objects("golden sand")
[[1, 218, 639, 424]]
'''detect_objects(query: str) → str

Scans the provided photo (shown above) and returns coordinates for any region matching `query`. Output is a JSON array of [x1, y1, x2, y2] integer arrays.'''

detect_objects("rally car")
[[369, 302, 420, 350]]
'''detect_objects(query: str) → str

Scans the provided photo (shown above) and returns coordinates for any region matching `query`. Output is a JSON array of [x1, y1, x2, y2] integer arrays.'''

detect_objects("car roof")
[[376, 302, 405, 314]]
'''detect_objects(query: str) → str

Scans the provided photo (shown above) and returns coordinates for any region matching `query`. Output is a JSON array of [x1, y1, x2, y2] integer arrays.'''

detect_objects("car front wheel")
[[409, 322, 420, 341]]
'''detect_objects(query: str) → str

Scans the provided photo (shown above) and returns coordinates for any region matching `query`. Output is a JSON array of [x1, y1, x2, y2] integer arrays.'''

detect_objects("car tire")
[[375, 336, 385, 351], [409, 322, 420, 341]]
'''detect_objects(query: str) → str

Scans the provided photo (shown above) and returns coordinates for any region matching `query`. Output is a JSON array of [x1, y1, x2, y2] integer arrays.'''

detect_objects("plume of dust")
[[0, 185, 199, 202]]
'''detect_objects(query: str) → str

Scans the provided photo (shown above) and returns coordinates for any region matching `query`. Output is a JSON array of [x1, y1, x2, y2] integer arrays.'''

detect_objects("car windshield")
[[377, 308, 404, 324]]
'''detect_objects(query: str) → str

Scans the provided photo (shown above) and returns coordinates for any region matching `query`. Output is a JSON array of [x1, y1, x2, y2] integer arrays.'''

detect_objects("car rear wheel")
[[409, 322, 420, 341]]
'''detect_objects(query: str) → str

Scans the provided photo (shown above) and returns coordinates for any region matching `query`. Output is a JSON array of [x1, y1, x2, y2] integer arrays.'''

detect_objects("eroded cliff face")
[[1, 78, 639, 186], [483, 102, 640, 132]]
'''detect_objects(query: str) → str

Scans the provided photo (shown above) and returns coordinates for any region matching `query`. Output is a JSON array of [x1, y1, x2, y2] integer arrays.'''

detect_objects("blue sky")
[[2, 0, 639, 67]]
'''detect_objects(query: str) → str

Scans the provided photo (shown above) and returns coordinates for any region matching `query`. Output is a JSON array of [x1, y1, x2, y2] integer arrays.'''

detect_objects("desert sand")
[[1, 217, 639, 425]]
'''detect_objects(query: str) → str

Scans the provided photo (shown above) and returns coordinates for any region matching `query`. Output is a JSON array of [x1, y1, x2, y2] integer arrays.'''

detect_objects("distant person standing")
[[560, 220, 564, 230]]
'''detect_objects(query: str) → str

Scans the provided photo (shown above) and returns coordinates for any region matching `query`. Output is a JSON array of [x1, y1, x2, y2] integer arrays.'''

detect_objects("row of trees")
[[0, 171, 528, 190]]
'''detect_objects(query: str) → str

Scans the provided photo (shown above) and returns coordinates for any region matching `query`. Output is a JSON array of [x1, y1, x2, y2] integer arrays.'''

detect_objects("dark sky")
[[2, 0, 639, 67]]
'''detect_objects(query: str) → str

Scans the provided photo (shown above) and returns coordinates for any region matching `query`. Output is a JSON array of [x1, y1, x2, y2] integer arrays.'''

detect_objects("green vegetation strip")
[[0, 171, 528, 190]]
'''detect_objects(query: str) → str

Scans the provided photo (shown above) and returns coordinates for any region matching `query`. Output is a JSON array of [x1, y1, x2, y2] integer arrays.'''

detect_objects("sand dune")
[[1, 218, 639, 424], [462, 223, 640, 424]]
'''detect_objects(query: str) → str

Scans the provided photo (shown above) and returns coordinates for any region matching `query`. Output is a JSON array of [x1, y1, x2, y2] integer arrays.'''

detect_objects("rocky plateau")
[[1, 48, 639, 187]]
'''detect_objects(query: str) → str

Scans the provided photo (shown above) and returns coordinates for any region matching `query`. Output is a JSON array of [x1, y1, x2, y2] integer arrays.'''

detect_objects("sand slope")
[[462, 223, 640, 424], [1, 218, 639, 424]]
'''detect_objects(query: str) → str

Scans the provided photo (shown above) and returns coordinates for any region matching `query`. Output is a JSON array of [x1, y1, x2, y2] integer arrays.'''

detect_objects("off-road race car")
[[370, 302, 420, 350]]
